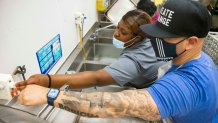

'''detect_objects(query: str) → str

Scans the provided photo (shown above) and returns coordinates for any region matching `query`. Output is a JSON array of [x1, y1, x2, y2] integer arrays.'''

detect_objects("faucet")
[[89, 23, 115, 41], [95, 23, 114, 32], [13, 65, 26, 81], [89, 32, 97, 41]]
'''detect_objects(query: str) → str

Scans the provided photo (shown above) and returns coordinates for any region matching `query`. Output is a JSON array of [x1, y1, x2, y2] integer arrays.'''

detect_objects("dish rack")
[[203, 32, 218, 65]]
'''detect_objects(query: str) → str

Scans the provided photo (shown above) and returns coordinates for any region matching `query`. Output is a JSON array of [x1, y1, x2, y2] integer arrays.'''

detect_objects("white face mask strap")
[[124, 36, 141, 48], [126, 36, 137, 43], [125, 42, 135, 48]]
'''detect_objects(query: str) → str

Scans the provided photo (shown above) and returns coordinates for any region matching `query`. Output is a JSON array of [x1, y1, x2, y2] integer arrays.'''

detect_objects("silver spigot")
[[89, 23, 114, 41], [95, 24, 114, 32], [89, 32, 97, 41]]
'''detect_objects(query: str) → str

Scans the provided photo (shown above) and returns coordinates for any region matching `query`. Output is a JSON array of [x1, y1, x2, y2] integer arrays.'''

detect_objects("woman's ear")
[[185, 36, 198, 50]]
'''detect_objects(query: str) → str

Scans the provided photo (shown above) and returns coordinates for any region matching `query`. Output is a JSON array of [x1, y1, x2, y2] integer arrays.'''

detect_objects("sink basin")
[[86, 43, 122, 64], [96, 29, 115, 39], [78, 62, 107, 72], [96, 38, 113, 44], [68, 40, 122, 73], [204, 32, 218, 65], [68, 23, 121, 72]]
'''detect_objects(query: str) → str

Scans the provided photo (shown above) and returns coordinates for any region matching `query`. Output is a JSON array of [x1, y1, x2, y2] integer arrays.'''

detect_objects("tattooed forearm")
[[58, 102, 98, 117], [54, 89, 161, 121]]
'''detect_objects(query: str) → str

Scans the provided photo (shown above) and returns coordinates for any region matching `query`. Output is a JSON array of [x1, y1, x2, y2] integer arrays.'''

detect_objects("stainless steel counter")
[[0, 99, 8, 105], [0, 103, 49, 123], [7, 96, 47, 116], [4, 95, 78, 123]]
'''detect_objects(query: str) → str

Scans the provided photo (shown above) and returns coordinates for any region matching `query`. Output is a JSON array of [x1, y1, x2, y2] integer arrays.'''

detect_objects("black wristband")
[[47, 74, 51, 88]]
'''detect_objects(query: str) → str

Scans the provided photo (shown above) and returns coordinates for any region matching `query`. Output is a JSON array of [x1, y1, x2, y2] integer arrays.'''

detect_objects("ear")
[[185, 36, 198, 50]]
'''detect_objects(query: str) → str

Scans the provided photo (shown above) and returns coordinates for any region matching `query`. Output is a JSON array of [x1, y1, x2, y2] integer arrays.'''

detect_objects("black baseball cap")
[[140, 0, 212, 38]]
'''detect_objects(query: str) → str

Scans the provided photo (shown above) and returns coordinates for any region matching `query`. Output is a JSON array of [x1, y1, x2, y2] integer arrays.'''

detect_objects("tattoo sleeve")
[[54, 89, 161, 121]]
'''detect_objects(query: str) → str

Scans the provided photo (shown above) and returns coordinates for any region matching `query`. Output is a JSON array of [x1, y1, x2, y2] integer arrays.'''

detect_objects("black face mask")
[[150, 37, 187, 62]]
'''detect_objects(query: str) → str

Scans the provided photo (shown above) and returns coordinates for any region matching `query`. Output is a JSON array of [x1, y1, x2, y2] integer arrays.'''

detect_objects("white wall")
[[0, 0, 98, 79]]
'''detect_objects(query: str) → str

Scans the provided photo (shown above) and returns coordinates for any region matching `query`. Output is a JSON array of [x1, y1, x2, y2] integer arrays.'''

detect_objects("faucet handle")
[[89, 33, 97, 41]]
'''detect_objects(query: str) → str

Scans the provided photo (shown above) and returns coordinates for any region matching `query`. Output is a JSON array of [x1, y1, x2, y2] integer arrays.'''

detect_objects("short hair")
[[122, 9, 152, 38], [136, 0, 157, 16]]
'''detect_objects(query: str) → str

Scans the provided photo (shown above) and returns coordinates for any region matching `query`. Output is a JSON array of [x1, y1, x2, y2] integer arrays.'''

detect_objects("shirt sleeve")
[[104, 55, 140, 86], [147, 73, 198, 119]]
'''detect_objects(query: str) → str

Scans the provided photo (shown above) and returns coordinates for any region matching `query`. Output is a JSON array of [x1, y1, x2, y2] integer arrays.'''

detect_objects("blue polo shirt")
[[147, 52, 218, 123]]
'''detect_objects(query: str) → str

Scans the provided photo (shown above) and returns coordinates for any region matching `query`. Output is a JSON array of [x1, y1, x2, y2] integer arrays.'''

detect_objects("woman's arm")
[[15, 69, 116, 90]]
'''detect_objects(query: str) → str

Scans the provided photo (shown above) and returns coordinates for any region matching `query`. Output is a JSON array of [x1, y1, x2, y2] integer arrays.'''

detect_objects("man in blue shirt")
[[18, 0, 218, 123], [140, 0, 218, 122]]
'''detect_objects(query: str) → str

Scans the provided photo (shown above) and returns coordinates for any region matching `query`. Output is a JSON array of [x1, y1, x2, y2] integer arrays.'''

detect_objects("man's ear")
[[185, 36, 199, 50]]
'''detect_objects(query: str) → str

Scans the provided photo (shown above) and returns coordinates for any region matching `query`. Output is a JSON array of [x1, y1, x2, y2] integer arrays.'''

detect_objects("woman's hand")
[[15, 74, 49, 91]]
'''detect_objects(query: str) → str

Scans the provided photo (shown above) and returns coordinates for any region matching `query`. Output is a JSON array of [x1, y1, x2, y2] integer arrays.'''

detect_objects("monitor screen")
[[36, 34, 62, 74]]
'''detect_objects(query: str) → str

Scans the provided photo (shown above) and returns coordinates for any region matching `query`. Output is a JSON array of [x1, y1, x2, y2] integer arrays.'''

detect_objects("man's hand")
[[15, 74, 49, 91], [18, 85, 49, 106]]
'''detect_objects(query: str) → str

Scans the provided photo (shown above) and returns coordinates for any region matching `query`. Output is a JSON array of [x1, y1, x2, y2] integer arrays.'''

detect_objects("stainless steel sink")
[[96, 38, 113, 44], [67, 26, 127, 93], [87, 28, 121, 64], [86, 43, 122, 64], [68, 38, 122, 72], [78, 62, 107, 72], [96, 29, 115, 39]]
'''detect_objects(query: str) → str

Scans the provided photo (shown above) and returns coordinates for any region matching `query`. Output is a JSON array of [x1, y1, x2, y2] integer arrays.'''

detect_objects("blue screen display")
[[36, 34, 62, 74]]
